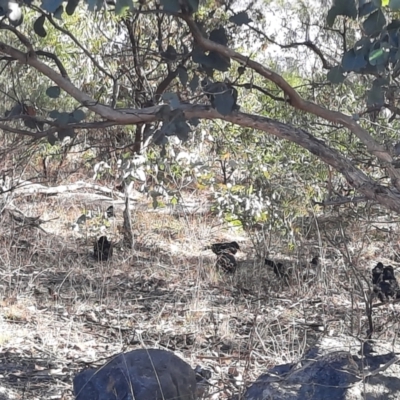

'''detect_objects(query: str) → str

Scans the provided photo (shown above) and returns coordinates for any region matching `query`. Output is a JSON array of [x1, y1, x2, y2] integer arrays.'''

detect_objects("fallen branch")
[[2, 180, 142, 201], [312, 196, 370, 207]]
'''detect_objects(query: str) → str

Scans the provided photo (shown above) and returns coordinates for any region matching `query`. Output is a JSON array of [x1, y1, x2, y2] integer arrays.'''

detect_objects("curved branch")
[[46, 14, 113, 80], [36, 50, 69, 79], [59, 103, 400, 213], [2, 35, 400, 212], [0, 41, 142, 123], [0, 21, 34, 52], [246, 21, 332, 70], [0, 123, 47, 138], [180, 15, 400, 189], [279, 40, 332, 70], [235, 83, 286, 102], [178, 106, 400, 213]]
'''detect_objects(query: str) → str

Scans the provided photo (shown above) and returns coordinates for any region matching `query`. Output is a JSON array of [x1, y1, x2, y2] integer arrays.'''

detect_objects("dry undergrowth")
[[1, 192, 400, 399]]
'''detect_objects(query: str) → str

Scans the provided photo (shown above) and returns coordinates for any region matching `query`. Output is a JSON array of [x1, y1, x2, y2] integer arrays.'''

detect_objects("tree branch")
[[245, 20, 332, 70], [313, 196, 370, 207], [36, 50, 69, 79], [180, 14, 400, 190], [46, 14, 113, 80], [0, 41, 144, 123], [0, 123, 47, 138], [0, 21, 34, 52], [2, 34, 400, 212]]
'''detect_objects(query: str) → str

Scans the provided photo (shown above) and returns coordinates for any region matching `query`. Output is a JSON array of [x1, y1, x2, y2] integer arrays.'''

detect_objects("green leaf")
[[327, 0, 357, 27], [71, 109, 86, 122], [341, 49, 367, 72], [389, 0, 400, 10], [359, 1, 378, 17], [175, 121, 191, 141], [367, 86, 385, 106], [34, 15, 47, 37], [41, 0, 63, 13], [153, 130, 168, 146], [327, 65, 346, 83], [58, 128, 75, 140], [189, 74, 199, 92], [213, 88, 236, 115], [372, 77, 389, 87], [354, 37, 372, 55], [160, 0, 180, 12], [177, 66, 188, 86], [229, 11, 252, 26], [161, 45, 177, 61], [46, 86, 61, 98], [66, 0, 80, 15], [115, 0, 133, 14], [6, 103, 22, 117], [56, 112, 71, 126], [53, 5, 64, 19], [162, 92, 180, 109], [156, 105, 171, 120], [192, 47, 209, 64], [209, 27, 228, 45], [208, 52, 231, 72], [186, 0, 198, 13], [87, 0, 103, 12], [369, 45, 390, 65], [363, 10, 386, 37], [47, 133, 58, 146], [49, 109, 60, 118]]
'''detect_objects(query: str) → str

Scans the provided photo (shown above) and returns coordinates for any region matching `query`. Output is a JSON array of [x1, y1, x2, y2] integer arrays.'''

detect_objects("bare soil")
[[1, 193, 400, 399]]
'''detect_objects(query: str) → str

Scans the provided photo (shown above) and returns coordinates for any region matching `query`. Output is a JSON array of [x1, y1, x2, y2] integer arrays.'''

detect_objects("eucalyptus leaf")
[[46, 86, 61, 98], [34, 15, 47, 37], [327, 65, 346, 83], [229, 11, 252, 26]]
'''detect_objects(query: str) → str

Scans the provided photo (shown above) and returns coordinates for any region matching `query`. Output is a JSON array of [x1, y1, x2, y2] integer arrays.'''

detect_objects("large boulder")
[[73, 349, 197, 400], [244, 337, 400, 400]]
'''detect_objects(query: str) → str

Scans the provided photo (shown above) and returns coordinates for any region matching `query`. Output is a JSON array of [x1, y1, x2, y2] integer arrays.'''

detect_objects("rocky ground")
[[1, 193, 400, 399]]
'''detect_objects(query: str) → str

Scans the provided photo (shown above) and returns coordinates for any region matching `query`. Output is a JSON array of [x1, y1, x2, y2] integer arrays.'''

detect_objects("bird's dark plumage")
[[383, 265, 395, 281], [94, 236, 113, 261], [265, 258, 288, 279], [377, 280, 400, 302], [216, 252, 237, 274], [207, 241, 240, 256], [310, 256, 320, 267], [372, 262, 400, 302], [105, 205, 115, 218], [372, 262, 384, 284]]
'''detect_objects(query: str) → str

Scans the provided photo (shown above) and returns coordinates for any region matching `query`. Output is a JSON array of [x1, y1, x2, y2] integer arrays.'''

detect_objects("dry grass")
[[1, 191, 400, 399]]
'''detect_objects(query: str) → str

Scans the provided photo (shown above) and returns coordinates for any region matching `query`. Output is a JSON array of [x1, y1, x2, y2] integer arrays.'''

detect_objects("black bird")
[[372, 262, 400, 302], [310, 256, 320, 267], [265, 258, 288, 279], [216, 252, 237, 274], [372, 262, 384, 284], [377, 280, 400, 302], [383, 265, 395, 281], [105, 205, 115, 218], [206, 241, 240, 256], [94, 236, 113, 261], [301, 256, 320, 281]]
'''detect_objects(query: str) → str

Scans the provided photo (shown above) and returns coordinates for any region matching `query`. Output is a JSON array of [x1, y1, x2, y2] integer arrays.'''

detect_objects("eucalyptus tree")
[[2, 0, 400, 215]]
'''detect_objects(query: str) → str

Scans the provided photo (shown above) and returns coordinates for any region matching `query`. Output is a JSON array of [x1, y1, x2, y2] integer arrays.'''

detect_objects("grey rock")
[[74, 349, 197, 400], [244, 338, 400, 400]]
